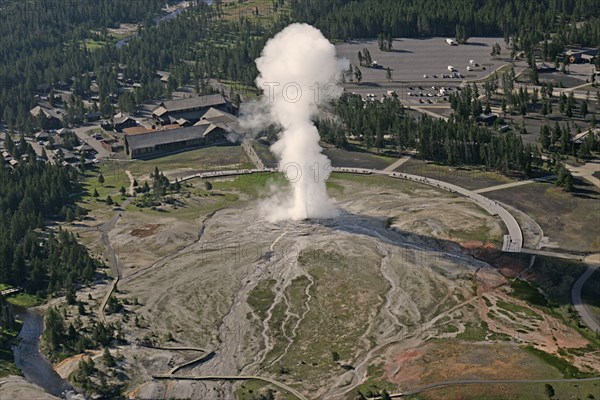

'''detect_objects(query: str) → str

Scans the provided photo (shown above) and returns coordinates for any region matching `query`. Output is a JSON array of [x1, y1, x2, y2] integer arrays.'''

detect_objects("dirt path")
[[126, 170, 135, 195], [473, 175, 555, 194], [383, 156, 412, 172], [98, 199, 130, 322]]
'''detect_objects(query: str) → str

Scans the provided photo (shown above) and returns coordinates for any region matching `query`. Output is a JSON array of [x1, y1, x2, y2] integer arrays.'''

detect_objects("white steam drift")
[[243, 23, 349, 222]]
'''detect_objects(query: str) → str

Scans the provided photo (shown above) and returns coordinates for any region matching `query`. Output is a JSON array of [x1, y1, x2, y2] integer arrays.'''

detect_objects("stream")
[[12, 308, 78, 399]]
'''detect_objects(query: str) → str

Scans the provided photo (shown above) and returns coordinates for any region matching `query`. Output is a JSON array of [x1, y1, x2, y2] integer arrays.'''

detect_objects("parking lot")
[[336, 37, 509, 104]]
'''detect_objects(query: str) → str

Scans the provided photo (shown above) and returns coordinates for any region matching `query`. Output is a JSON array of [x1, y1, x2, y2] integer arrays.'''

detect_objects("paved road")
[[473, 175, 555, 194], [71, 124, 111, 159], [520, 248, 585, 261], [28, 140, 55, 164], [511, 84, 591, 101], [409, 105, 450, 121], [565, 159, 600, 190], [572, 261, 600, 334]]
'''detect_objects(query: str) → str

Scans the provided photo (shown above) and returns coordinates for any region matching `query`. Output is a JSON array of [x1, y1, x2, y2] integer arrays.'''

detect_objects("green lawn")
[[247, 278, 276, 321], [127, 145, 251, 178], [495, 300, 542, 320], [209, 172, 288, 199], [80, 162, 131, 207], [398, 159, 515, 191], [7, 293, 43, 307], [81, 38, 108, 51], [410, 380, 600, 400], [352, 363, 396, 398], [449, 223, 503, 247]]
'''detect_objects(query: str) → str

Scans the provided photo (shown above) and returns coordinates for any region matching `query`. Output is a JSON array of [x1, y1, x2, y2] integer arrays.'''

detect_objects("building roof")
[[573, 128, 599, 144], [35, 131, 50, 139], [125, 125, 218, 151], [153, 94, 226, 115], [123, 126, 152, 135], [536, 62, 556, 71], [127, 108, 239, 151], [156, 70, 171, 83], [74, 144, 94, 152], [123, 124, 182, 136], [30, 105, 61, 120], [113, 113, 135, 125]]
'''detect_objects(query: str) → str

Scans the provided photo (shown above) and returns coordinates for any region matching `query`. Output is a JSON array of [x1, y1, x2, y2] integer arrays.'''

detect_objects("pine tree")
[[103, 347, 116, 367], [540, 125, 551, 150], [580, 101, 588, 117], [66, 287, 76, 304], [44, 307, 65, 352]]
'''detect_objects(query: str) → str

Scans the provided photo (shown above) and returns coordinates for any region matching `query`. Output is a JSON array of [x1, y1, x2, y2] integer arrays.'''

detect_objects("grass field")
[[323, 147, 396, 170], [582, 269, 600, 319], [268, 248, 389, 392], [328, 172, 454, 198], [6, 293, 42, 307], [352, 363, 396, 398], [79, 162, 131, 208], [209, 171, 288, 200], [398, 159, 515, 191], [234, 379, 297, 400], [247, 278, 276, 321], [408, 380, 600, 400], [81, 38, 107, 51], [251, 140, 278, 167], [486, 181, 600, 253], [219, 0, 290, 23], [390, 340, 572, 399], [127, 144, 252, 179]]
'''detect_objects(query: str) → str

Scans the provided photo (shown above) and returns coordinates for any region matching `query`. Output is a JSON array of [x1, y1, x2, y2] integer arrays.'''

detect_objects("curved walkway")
[[152, 374, 308, 400], [334, 167, 523, 252], [572, 261, 600, 334], [177, 166, 523, 252]]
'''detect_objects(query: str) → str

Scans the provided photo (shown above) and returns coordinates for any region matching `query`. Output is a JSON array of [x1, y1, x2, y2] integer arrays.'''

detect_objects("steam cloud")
[[244, 23, 349, 222]]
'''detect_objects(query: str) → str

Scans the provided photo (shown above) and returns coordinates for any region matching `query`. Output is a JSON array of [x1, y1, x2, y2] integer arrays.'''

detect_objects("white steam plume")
[[245, 23, 349, 222]]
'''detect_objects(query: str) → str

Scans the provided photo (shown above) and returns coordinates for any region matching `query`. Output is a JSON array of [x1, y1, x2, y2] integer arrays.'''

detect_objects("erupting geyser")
[[249, 23, 349, 222]]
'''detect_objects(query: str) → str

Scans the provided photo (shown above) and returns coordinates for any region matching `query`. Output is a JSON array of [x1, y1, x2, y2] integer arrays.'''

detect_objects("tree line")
[[290, 0, 600, 45], [323, 94, 539, 176], [0, 0, 172, 130], [0, 0, 290, 133], [0, 139, 102, 296]]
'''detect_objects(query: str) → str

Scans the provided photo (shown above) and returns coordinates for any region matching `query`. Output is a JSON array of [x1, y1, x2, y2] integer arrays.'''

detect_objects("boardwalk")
[[176, 166, 524, 253]]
